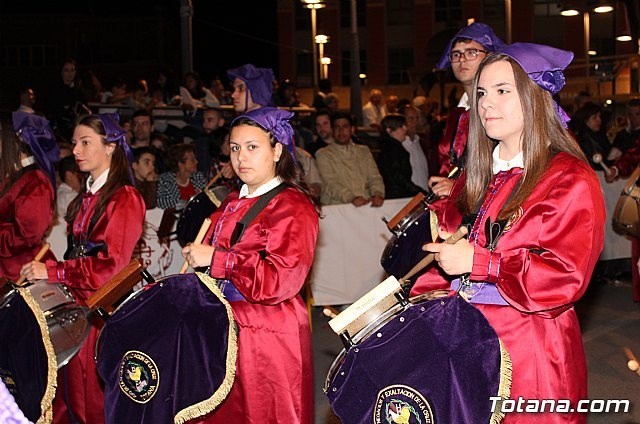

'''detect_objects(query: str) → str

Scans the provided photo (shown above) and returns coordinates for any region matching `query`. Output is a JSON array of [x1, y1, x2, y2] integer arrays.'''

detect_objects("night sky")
[[4, 0, 281, 79]]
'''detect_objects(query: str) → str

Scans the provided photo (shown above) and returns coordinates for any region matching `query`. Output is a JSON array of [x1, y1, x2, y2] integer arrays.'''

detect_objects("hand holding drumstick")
[[17, 243, 50, 285], [180, 218, 213, 273]]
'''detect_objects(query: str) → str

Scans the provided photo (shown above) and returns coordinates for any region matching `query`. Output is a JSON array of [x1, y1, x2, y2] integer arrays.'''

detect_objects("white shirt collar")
[[86, 168, 110, 194], [457, 92, 470, 110], [21, 156, 36, 167], [492, 145, 524, 174], [239, 176, 283, 199]]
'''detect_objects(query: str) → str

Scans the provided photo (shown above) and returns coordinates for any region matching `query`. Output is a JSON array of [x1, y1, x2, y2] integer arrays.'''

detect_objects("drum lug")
[[394, 290, 409, 307], [339, 331, 355, 350], [95, 308, 110, 321]]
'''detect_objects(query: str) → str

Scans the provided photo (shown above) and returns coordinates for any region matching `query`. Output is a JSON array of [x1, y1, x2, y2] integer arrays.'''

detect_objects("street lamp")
[[315, 34, 329, 79], [320, 57, 332, 79], [560, 1, 614, 79], [301, 0, 326, 90]]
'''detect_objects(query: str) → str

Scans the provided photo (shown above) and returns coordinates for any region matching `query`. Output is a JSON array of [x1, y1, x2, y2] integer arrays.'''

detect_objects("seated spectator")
[[130, 109, 155, 148], [385, 94, 400, 114], [100, 77, 129, 105], [378, 114, 424, 199], [157, 143, 207, 209], [610, 98, 640, 160], [132, 147, 159, 209], [404, 105, 438, 190], [179, 71, 220, 110], [316, 112, 385, 206], [56, 155, 83, 218], [16, 86, 37, 114], [362, 88, 388, 128], [324, 92, 341, 113], [308, 109, 335, 157], [194, 107, 226, 175], [295, 146, 323, 198], [569, 102, 611, 170]]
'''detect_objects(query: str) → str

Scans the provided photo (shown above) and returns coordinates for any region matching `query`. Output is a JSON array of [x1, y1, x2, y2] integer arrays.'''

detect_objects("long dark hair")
[[65, 114, 134, 225], [461, 53, 586, 219], [0, 114, 36, 196], [230, 118, 322, 215]]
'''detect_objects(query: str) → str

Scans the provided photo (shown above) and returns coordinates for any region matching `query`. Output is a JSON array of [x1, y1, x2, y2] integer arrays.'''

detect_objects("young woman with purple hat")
[[182, 107, 320, 423], [411, 43, 605, 423], [0, 112, 58, 282], [20, 113, 145, 424]]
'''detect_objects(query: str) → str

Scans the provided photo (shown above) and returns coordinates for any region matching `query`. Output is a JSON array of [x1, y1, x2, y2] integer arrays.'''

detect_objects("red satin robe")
[[44, 185, 145, 424], [0, 168, 55, 281], [195, 186, 318, 424], [411, 153, 605, 424]]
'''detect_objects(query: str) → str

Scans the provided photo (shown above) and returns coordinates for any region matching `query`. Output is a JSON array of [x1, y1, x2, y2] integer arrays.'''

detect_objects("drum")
[[324, 277, 511, 424], [96, 272, 237, 424], [176, 185, 230, 247], [0, 280, 90, 423], [381, 194, 433, 280], [613, 166, 640, 238]]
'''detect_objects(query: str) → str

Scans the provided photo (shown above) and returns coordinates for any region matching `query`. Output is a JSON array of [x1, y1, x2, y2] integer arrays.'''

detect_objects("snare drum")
[[381, 194, 432, 280], [324, 281, 511, 424], [176, 185, 230, 247], [613, 167, 640, 238], [96, 272, 237, 424]]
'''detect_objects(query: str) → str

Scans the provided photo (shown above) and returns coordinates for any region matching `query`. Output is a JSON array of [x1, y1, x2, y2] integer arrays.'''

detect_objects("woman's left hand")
[[19, 261, 49, 282], [423, 229, 474, 275], [182, 244, 215, 269]]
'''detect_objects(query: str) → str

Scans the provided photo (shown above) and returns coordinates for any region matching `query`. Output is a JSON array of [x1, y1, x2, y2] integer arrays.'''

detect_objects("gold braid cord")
[[489, 339, 513, 424], [17, 287, 58, 424], [173, 272, 238, 424]]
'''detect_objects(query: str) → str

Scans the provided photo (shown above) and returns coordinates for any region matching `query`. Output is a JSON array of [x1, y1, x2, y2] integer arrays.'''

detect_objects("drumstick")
[[624, 347, 640, 376], [205, 170, 224, 190], [400, 226, 468, 283], [592, 153, 613, 176], [179, 218, 212, 274], [322, 306, 340, 319], [16, 243, 50, 286]]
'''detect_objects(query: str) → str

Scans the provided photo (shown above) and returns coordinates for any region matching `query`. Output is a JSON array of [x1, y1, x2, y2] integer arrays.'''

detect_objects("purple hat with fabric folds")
[[231, 107, 296, 159], [498, 42, 574, 125], [227, 64, 275, 108], [95, 113, 134, 166], [12, 111, 60, 191], [436, 22, 506, 69]]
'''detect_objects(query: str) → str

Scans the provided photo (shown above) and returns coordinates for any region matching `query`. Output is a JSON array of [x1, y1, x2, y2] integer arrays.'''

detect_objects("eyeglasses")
[[449, 48, 489, 63]]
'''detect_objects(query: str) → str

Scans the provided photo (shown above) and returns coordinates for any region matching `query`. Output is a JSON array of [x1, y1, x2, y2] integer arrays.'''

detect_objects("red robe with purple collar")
[[411, 152, 605, 423], [195, 185, 318, 424], [45, 185, 145, 424], [0, 168, 55, 281]]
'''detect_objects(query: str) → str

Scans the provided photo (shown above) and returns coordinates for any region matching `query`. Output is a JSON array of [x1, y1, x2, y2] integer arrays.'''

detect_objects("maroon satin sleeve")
[[614, 141, 640, 178], [0, 170, 55, 281], [45, 186, 145, 302], [489, 164, 604, 316], [208, 189, 319, 305]]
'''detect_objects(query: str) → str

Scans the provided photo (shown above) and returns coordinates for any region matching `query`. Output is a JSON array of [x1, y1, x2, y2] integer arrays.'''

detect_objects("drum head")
[[176, 187, 228, 247], [97, 272, 237, 424], [0, 290, 55, 422], [325, 296, 511, 424]]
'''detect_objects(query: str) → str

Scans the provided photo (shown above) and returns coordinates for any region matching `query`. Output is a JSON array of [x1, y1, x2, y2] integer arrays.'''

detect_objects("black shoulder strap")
[[230, 184, 287, 246]]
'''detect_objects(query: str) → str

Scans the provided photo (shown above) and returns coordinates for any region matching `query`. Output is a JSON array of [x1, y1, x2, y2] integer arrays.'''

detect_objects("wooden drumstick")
[[624, 347, 640, 376], [400, 225, 468, 283], [205, 170, 224, 190], [322, 306, 340, 319], [180, 218, 212, 274], [592, 153, 613, 176], [16, 242, 50, 286]]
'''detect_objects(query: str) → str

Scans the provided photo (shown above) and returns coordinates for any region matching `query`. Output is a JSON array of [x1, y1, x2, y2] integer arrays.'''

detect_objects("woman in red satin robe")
[[0, 112, 58, 281], [21, 113, 145, 424], [410, 44, 605, 424], [183, 107, 321, 424]]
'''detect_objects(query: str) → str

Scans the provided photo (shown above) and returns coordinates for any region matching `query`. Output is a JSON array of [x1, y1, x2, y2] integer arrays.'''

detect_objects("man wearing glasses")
[[428, 22, 505, 198]]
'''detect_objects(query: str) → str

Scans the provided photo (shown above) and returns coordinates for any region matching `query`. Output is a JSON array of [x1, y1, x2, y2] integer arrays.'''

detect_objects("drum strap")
[[230, 184, 287, 246]]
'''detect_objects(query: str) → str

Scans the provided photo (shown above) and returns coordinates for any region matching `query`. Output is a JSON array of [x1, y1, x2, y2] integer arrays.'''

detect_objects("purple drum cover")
[[326, 295, 510, 424], [97, 273, 237, 424], [0, 291, 51, 422]]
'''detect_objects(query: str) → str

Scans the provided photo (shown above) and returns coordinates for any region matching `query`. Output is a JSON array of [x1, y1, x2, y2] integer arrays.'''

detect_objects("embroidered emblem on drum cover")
[[503, 206, 523, 233], [118, 351, 159, 403], [374, 384, 435, 424]]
